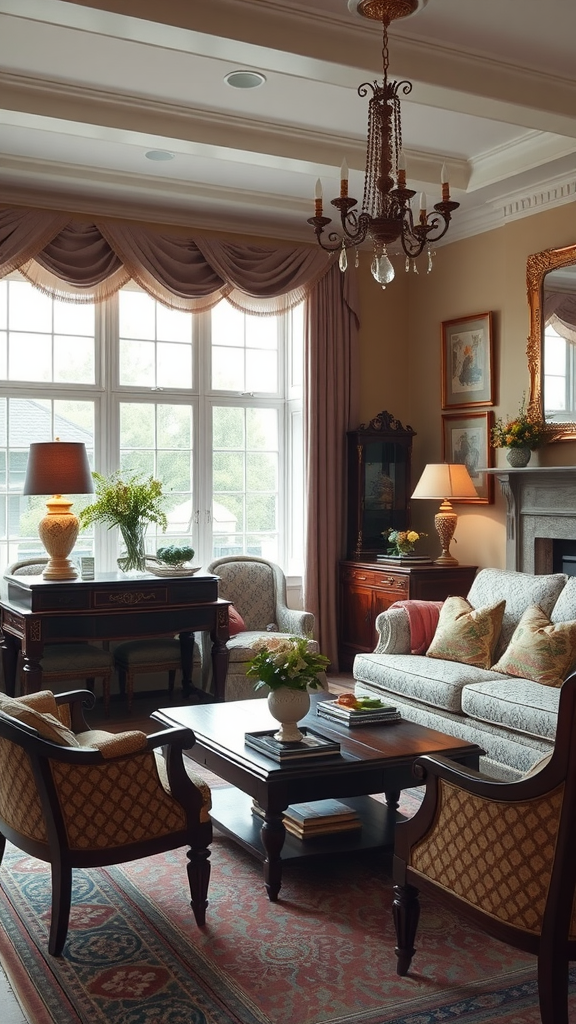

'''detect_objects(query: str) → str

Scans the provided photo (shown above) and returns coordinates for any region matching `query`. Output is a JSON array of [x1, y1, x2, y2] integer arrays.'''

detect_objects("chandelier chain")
[[307, 0, 459, 285]]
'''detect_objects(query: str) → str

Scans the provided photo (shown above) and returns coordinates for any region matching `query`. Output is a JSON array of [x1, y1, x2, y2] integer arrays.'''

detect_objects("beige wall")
[[355, 201, 576, 570]]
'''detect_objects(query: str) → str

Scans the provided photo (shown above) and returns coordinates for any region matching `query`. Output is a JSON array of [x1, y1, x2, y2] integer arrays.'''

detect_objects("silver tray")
[[144, 557, 201, 577]]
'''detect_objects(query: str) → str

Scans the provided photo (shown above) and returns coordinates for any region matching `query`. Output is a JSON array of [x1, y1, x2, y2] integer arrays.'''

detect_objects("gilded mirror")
[[527, 243, 576, 441]]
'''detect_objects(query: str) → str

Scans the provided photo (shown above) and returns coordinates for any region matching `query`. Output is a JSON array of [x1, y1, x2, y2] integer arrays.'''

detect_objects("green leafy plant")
[[156, 544, 195, 566], [491, 396, 546, 450], [383, 528, 427, 556], [246, 636, 330, 692], [79, 472, 168, 532]]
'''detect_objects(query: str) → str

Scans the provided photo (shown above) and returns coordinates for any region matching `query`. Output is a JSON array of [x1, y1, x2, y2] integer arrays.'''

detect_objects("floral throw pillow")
[[426, 595, 506, 669], [491, 604, 576, 687]]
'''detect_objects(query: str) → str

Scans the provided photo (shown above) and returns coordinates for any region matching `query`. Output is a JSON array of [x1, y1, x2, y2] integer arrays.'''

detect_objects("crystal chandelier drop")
[[307, 0, 459, 287]]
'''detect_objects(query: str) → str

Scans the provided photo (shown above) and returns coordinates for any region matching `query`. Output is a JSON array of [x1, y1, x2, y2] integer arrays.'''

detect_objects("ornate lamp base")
[[38, 496, 80, 580], [433, 500, 459, 566]]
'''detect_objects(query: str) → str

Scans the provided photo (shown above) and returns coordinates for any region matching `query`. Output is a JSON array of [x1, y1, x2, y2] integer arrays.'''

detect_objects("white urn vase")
[[267, 686, 310, 743]]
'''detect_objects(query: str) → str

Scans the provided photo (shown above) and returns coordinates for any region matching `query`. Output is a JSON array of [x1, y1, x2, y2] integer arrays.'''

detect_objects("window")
[[0, 276, 304, 574], [544, 323, 571, 420]]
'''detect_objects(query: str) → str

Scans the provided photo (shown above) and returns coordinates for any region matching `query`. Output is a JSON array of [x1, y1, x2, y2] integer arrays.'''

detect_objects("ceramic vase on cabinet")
[[267, 687, 310, 742]]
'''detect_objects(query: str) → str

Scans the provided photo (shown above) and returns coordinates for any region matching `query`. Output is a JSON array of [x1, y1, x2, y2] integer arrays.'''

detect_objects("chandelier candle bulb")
[[314, 178, 323, 216], [340, 159, 349, 198]]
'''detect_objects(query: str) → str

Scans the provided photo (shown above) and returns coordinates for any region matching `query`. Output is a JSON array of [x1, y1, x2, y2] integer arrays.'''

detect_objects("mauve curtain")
[[305, 264, 360, 670], [0, 207, 360, 668]]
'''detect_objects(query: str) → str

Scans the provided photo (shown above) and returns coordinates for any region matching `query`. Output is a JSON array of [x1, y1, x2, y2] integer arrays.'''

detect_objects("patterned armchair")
[[203, 556, 319, 701], [0, 688, 212, 956], [392, 672, 576, 1024]]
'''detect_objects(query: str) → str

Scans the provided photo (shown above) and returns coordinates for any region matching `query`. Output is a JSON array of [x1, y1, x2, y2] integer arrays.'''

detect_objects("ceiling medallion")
[[308, 0, 458, 287]]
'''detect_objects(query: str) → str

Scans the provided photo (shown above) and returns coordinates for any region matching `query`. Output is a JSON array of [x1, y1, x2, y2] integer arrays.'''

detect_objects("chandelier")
[[307, 0, 459, 287]]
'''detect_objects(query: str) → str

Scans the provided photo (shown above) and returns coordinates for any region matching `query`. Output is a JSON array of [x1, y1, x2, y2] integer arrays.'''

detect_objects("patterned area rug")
[[0, 788, 574, 1024]]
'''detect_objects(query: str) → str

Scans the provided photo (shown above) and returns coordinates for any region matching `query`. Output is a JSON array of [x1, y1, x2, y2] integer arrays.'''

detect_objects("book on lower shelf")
[[244, 728, 341, 763], [252, 797, 362, 839], [283, 817, 362, 840]]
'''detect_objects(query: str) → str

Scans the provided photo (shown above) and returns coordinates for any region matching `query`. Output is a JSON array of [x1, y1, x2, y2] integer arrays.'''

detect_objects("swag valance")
[[544, 290, 576, 345], [0, 208, 335, 315]]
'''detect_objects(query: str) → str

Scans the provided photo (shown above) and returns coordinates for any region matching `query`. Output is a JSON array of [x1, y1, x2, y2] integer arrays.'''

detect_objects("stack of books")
[[244, 728, 341, 762], [316, 699, 401, 727], [282, 799, 361, 840]]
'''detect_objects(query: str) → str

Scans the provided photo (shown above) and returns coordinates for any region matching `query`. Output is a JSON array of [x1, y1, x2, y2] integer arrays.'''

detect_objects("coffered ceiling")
[[1, 0, 575, 245]]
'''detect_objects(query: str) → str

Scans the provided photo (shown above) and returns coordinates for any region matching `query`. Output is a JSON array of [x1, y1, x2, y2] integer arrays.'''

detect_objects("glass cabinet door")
[[346, 413, 415, 559]]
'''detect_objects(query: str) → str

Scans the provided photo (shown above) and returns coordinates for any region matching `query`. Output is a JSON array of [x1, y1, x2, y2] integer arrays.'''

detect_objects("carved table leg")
[[385, 790, 400, 812], [0, 631, 19, 697], [260, 812, 286, 901], [179, 631, 195, 697], [392, 883, 420, 975], [210, 607, 230, 703]]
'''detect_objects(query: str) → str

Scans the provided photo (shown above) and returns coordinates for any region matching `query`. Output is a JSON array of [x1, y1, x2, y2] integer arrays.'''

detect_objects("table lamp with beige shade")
[[411, 463, 477, 566], [22, 439, 94, 580]]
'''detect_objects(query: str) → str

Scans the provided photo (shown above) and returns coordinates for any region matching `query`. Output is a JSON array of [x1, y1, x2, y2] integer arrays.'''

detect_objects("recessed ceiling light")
[[145, 150, 175, 161], [224, 70, 266, 89]]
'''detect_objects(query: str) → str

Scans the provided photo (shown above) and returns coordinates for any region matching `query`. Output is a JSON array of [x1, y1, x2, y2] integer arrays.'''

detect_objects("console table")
[[0, 571, 230, 702]]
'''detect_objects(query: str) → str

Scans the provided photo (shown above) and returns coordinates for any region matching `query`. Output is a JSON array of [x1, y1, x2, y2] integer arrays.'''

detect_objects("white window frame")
[[0, 275, 303, 576]]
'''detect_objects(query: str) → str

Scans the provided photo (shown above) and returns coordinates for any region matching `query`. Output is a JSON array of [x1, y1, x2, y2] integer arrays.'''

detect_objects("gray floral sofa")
[[353, 568, 576, 779]]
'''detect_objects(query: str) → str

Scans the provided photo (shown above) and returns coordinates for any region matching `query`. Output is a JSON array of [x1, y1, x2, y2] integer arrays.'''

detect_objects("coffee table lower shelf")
[[209, 785, 404, 863]]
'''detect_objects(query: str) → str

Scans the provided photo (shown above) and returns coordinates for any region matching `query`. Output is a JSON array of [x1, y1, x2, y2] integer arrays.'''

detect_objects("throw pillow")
[[0, 693, 80, 746], [229, 605, 246, 636], [426, 595, 506, 670], [491, 604, 576, 687]]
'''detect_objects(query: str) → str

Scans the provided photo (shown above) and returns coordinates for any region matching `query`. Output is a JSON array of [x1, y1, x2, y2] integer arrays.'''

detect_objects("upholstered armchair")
[[392, 672, 576, 1024], [203, 556, 320, 701], [0, 688, 212, 956]]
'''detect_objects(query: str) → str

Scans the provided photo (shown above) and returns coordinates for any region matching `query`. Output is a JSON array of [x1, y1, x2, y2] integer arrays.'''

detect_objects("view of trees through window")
[[0, 275, 304, 574]]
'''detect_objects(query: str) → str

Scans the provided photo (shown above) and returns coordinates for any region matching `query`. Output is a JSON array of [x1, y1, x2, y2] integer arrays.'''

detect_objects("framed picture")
[[441, 311, 494, 409], [442, 411, 494, 504]]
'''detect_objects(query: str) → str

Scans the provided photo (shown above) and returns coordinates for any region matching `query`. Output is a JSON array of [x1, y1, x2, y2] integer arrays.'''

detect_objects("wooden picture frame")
[[442, 411, 494, 504], [441, 311, 494, 409]]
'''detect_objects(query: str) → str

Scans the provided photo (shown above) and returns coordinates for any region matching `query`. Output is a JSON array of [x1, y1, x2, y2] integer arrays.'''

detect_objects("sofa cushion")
[[467, 568, 567, 660], [491, 605, 576, 687], [228, 605, 246, 636], [551, 575, 576, 625], [426, 596, 505, 670], [461, 677, 560, 741], [353, 651, 505, 714], [226, 631, 319, 665]]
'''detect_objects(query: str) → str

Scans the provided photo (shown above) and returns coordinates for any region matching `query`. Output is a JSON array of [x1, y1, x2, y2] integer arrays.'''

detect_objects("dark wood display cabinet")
[[346, 410, 416, 560], [338, 560, 478, 671]]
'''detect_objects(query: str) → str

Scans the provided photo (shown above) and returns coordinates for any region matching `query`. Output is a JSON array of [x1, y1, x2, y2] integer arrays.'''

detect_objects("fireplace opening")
[[553, 539, 576, 576], [534, 538, 576, 576]]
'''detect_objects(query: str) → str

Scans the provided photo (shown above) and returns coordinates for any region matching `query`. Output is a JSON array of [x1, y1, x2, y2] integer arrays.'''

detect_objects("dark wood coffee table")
[[153, 693, 482, 901]]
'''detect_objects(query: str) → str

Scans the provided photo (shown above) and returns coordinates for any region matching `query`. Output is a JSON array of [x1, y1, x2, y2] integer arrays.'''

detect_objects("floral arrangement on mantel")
[[246, 636, 330, 692], [383, 528, 427, 557], [491, 397, 546, 451], [79, 471, 168, 571]]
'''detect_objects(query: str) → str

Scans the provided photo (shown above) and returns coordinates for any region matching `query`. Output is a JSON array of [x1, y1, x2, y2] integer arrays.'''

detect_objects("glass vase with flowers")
[[79, 471, 168, 573]]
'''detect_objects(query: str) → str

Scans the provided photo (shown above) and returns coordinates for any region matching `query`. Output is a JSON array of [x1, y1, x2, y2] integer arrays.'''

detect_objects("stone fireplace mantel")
[[486, 467, 576, 573]]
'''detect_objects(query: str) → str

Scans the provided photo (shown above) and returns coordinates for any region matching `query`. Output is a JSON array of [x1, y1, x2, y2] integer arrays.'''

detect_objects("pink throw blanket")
[[389, 599, 444, 655]]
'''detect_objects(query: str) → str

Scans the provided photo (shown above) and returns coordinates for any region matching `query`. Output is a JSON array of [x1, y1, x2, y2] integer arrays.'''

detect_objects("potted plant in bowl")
[[79, 471, 168, 573], [246, 636, 330, 743], [147, 543, 197, 576]]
